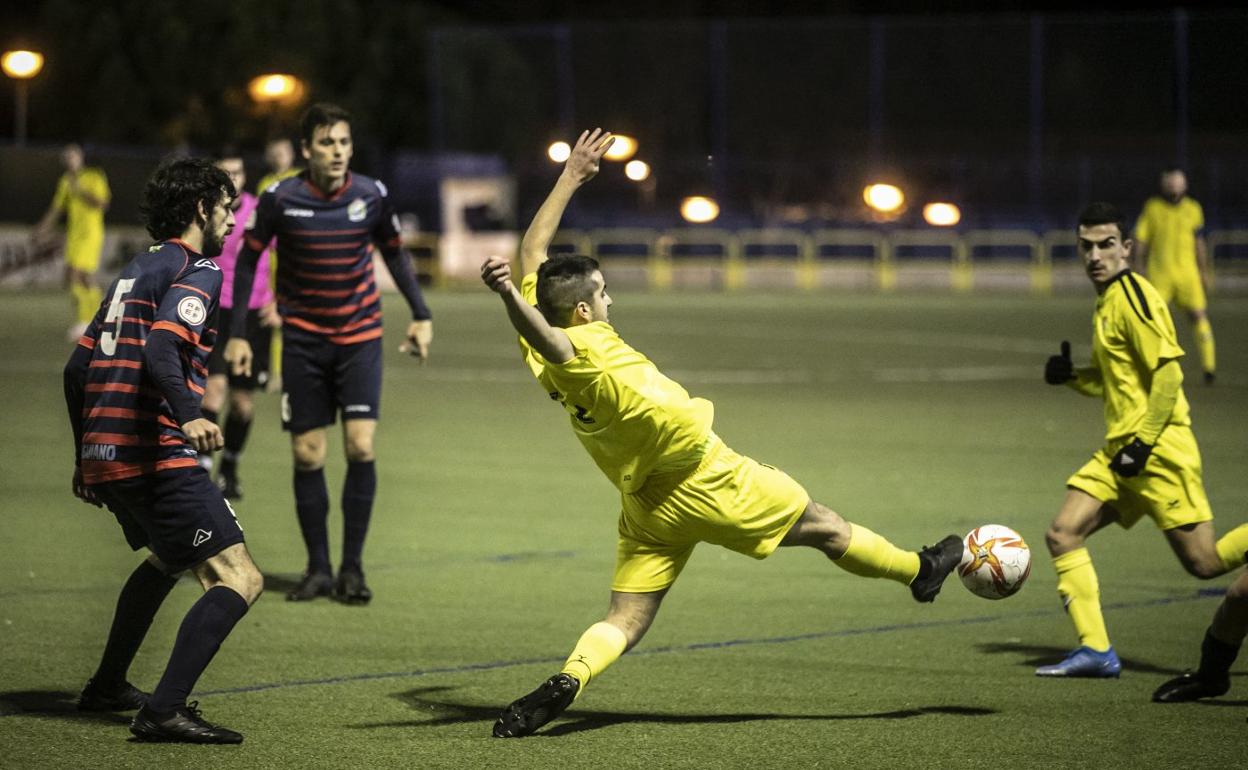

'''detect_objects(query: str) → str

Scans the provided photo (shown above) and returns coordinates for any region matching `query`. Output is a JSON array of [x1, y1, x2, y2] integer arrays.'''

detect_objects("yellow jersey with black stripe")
[[53, 168, 110, 246], [1092, 270, 1190, 442], [1134, 196, 1203, 278], [518, 272, 714, 493]]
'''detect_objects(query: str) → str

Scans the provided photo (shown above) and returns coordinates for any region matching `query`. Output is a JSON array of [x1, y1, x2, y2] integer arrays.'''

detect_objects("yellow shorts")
[[1149, 269, 1206, 312], [612, 436, 809, 592], [65, 233, 104, 272], [1066, 425, 1212, 531]]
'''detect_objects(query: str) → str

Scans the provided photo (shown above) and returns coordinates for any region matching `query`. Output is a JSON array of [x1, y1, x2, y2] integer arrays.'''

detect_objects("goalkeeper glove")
[[1109, 437, 1152, 478], [1044, 340, 1075, 385]]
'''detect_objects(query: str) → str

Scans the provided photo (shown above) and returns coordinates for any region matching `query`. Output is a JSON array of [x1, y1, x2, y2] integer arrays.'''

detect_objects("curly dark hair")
[[140, 157, 235, 241]]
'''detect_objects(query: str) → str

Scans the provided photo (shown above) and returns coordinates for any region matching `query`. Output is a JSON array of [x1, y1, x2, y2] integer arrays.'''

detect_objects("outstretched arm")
[[518, 128, 614, 276], [481, 255, 574, 364]]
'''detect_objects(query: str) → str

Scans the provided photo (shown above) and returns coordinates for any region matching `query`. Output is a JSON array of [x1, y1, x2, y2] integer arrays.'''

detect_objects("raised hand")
[[563, 128, 615, 185], [481, 255, 515, 295], [1045, 340, 1075, 385]]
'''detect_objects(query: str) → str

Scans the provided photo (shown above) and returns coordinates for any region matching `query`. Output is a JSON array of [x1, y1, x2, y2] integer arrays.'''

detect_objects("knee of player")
[[233, 561, 265, 605], [292, 440, 327, 469], [1225, 576, 1248, 605], [228, 391, 255, 420], [1043, 523, 1079, 555], [344, 439, 375, 463], [1179, 554, 1225, 581]]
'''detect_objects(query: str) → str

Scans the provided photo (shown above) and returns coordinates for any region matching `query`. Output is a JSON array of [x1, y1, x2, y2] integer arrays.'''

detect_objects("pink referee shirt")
[[214, 191, 273, 310]]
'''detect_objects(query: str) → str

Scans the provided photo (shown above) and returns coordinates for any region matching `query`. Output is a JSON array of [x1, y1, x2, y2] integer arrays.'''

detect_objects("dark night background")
[[2, 1, 1245, 230]]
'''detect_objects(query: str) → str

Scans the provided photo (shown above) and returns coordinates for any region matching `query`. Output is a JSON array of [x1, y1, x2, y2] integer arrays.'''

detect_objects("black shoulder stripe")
[[1125, 273, 1153, 321], [1117, 278, 1148, 325]]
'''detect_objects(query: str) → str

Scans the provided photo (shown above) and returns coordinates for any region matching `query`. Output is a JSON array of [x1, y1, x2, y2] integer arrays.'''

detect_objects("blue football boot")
[[1035, 646, 1122, 678]]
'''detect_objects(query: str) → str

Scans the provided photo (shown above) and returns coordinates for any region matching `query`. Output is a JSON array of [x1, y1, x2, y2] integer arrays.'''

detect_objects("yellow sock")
[[1194, 317, 1215, 374], [1053, 548, 1110, 652], [560, 621, 627, 695], [832, 523, 921, 585], [79, 285, 102, 323], [1215, 524, 1248, 572]]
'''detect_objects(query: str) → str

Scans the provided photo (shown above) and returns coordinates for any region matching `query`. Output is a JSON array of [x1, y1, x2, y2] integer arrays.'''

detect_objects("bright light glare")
[[547, 141, 571, 163], [680, 196, 719, 224], [247, 74, 303, 104], [863, 183, 905, 213], [604, 134, 637, 161], [923, 202, 962, 227], [2, 50, 44, 79], [624, 160, 650, 181]]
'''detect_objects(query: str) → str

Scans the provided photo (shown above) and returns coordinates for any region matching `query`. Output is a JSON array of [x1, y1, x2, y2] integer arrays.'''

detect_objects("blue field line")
[[192, 590, 1221, 699]]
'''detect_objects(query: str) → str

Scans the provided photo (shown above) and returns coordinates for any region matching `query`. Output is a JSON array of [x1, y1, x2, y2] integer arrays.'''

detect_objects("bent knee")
[[344, 442, 374, 463], [1179, 556, 1226, 581], [1226, 577, 1248, 605], [1044, 524, 1084, 555]]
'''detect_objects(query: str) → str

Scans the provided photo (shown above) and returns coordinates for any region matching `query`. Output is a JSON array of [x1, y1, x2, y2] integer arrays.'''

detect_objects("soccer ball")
[[958, 525, 1031, 599]]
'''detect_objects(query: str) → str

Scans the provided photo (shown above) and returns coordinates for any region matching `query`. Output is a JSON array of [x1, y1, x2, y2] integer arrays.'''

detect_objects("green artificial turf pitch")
[[1, 287, 1245, 767]]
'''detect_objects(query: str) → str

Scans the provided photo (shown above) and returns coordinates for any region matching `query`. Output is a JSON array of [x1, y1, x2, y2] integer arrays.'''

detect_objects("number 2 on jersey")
[[98, 278, 136, 356]]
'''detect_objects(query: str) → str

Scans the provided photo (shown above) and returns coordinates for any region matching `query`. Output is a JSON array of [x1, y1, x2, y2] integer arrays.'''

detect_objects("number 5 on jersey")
[[98, 279, 136, 356]]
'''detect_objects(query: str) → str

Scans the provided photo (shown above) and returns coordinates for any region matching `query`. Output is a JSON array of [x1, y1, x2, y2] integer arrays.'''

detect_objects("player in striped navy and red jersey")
[[226, 103, 432, 604], [62, 158, 263, 744]]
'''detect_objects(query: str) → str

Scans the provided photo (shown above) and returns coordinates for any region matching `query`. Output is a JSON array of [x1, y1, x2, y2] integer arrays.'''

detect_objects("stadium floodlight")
[[547, 141, 571, 163], [923, 202, 961, 227], [247, 73, 305, 106], [863, 183, 905, 214], [680, 196, 719, 224], [3, 49, 44, 147], [1, 50, 43, 79], [604, 134, 637, 161], [624, 160, 650, 182]]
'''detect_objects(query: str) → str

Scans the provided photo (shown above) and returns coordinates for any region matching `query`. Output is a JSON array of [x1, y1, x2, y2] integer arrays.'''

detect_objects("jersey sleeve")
[[1117, 291, 1184, 371], [244, 186, 278, 252], [370, 183, 403, 250], [51, 175, 69, 212], [89, 170, 111, 206], [152, 262, 223, 346]]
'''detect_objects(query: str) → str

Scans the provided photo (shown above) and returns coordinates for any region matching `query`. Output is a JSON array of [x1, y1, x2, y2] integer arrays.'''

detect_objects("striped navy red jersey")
[[76, 240, 222, 484], [244, 171, 405, 345]]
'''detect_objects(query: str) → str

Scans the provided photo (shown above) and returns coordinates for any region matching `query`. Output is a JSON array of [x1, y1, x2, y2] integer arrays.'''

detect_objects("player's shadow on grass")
[[976, 642, 1183, 676], [349, 686, 995, 736], [0, 690, 131, 725], [262, 573, 307, 594]]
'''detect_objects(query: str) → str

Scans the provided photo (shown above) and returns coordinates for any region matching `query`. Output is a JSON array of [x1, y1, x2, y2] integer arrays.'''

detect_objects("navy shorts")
[[280, 327, 382, 434], [207, 307, 272, 390], [94, 467, 246, 572]]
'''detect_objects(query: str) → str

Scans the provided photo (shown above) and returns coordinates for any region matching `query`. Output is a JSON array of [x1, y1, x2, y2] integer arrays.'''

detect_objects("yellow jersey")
[[52, 168, 110, 245], [1091, 270, 1190, 442], [1134, 196, 1203, 278], [519, 272, 714, 493]]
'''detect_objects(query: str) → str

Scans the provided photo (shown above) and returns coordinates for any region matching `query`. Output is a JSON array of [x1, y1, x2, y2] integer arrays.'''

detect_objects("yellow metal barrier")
[[658, 228, 740, 291], [401, 232, 443, 287], [887, 230, 967, 291], [737, 228, 814, 289], [811, 229, 889, 290], [962, 229, 1045, 293]]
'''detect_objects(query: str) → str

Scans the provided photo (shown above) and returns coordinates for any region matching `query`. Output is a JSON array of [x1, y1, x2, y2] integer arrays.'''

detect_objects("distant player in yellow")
[[35, 143, 111, 341], [1036, 202, 1248, 678], [481, 129, 965, 738], [255, 136, 301, 389], [1134, 168, 1215, 383]]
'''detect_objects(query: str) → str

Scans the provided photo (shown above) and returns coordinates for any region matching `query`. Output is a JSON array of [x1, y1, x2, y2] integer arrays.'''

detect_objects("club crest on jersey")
[[347, 198, 368, 222], [177, 296, 207, 325]]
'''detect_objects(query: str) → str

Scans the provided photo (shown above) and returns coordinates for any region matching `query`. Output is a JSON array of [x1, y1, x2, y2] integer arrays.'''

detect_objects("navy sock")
[[223, 412, 251, 457], [1199, 627, 1241, 680], [93, 561, 178, 687], [341, 461, 376, 572], [294, 468, 331, 574], [146, 586, 249, 714]]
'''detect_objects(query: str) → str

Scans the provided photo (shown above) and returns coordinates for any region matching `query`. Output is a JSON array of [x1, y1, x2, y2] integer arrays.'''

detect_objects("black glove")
[[1045, 340, 1075, 385], [1109, 437, 1153, 477]]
